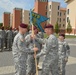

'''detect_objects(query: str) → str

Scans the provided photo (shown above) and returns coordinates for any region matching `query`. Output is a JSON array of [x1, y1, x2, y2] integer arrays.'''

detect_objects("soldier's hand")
[[34, 54, 36, 58], [33, 47, 38, 51], [30, 34, 36, 39]]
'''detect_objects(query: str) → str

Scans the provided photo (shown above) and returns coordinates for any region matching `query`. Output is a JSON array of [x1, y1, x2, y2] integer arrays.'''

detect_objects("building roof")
[[4, 12, 10, 14], [60, 7, 66, 11]]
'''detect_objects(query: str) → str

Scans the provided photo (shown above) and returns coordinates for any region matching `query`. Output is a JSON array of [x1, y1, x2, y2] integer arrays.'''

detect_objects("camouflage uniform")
[[0, 29, 2, 51], [12, 32, 34, 75], [5, 29, 8, 49], [58, 40, 70, 75], [0, 29, 6, 51], [36, 34, 59, 75], [7, 30, 13, 51], [25, 34, 43, 75], [38, 32, 44, 39]]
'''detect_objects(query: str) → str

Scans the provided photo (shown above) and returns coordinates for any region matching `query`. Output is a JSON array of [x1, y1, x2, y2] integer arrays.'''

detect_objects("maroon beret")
[[20, 23, 28, 28], [34, 26, 37, 30], [44, 24, 53, 29]]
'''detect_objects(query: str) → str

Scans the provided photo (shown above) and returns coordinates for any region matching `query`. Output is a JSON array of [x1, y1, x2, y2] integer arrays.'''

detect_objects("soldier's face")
[[34, 29, 38, 34], [19, 26, 27, 34], [45, 28, 52, 35], [59, 36, 64, 41], [22, 28, 27, 33]]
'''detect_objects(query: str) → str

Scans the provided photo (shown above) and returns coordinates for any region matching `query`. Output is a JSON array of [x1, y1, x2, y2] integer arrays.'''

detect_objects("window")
[[60, 12, 61, 16], [64, 13, 65, 15], [58, 6, 60, 10], [29, 13, 30, 16], [29, 17, 30, 19], [50, 5, 51, 9], [67, 17, 69, 22], [46, 5, 47, 10], [46, 12, 47, 15], [60, 18, 61, 22], [63, 24, 65, 27], [63, 19, 65, 21], [67, 9, 69, 15], [58, 12, 59, 16]]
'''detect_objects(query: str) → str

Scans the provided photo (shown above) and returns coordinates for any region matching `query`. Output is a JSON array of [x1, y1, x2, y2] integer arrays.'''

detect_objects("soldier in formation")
[[0, 26, 18, 52]]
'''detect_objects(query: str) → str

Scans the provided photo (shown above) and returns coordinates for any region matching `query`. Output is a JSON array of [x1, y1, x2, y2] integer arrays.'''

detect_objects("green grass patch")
[[65, 35, 76, 38], [44, 33, 76, 39]]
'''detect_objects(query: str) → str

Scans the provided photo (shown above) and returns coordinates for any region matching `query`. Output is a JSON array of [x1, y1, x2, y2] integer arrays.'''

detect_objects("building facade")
[[34, 0, 66, 32], [34, 0, 48, 28], [59, 7, 66, 33], [12, 8, 23, 28], [3, 12, 10, 28], [47, 1, 60, 26], [65, 0, 76, 34], [22, 10, 30, 25]]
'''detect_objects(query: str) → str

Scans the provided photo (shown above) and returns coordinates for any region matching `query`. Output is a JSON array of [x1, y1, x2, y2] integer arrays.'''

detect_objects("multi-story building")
[[22, 10, 30, 25], [34, 0, 66, 32], [59, 7, 66, 33], [3, 12, 10, 27], [12, 8, 23, 28], [65, 0, 76, 34], [48, 1, 60, 26], [34, 0, 48, 28]]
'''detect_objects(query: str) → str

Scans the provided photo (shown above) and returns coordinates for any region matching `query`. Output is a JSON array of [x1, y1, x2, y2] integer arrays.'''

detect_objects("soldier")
[[0, 27, 2, 52], [25, 26, 43, 75], [58, 34, 70, 75], [13, 28, 18, 37], [36, 24, 59, 75], [7, 27, 13, 51], [4, 27, 8, 49], [12, 23, 38, 75], [0, 27, 6, 52]]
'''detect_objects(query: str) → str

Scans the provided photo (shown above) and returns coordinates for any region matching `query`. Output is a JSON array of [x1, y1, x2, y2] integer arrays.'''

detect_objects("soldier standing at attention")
[[0, 27, 6, 52], [36, 24, 59, 75], [7, 27, 13, 51], [58, 34, 70, 75], [0, 27, 2, 52], [12, 23, 38, 75]]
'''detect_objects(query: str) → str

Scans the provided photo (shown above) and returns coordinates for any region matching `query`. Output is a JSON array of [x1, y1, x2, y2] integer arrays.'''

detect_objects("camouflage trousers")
[[14, 58, 27, 75], [41, 56, 59, 75], [26, 54, 39, 75], [0, 38, 5, 51], [58, 58, 67, 75], [7, 39, 13, 50]]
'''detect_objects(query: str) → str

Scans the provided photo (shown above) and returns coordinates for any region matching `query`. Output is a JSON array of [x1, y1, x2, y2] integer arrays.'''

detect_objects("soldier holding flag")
[[36, 24, 59, 75], [12, 23, 38, 75]]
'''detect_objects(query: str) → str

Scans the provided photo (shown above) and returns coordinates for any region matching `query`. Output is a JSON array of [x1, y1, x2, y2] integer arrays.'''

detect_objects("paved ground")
[[0, 39, 76, 75]]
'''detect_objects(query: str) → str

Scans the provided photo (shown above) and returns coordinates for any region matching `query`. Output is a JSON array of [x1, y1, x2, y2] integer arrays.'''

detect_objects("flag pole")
[[31, 23, 38, 75]]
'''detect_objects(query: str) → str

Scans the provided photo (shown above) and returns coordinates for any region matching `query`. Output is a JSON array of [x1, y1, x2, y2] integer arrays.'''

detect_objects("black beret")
[[44, 24, 53, 29], [20, 23, 28, 28], [59, 34, 65, 38]]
